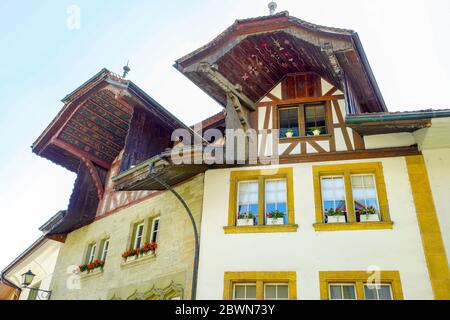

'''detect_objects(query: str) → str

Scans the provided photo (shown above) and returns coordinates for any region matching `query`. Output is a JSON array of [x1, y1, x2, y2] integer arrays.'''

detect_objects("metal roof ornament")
[[268, 1, 277, 15], [122, 60, 131, 78]]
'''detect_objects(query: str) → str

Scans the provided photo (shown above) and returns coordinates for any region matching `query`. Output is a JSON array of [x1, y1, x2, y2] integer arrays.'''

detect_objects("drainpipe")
[[1, 272, 22, 299], [147, 165, 200, 300]]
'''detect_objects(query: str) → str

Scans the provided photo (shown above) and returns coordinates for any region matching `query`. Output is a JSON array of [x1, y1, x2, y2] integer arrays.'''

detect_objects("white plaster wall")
[[5, 240, 63, 300], [365, 133, 415, 149], [423, 148, 450, 266], [197, 158, 433, 300]]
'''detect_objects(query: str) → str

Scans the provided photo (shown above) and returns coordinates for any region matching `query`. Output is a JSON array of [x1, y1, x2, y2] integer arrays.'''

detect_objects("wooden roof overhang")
[[32, 69, 195, 236], [174, 11, 387, 113], [112, 150, 210, 191], [32, 69, 192, 173]]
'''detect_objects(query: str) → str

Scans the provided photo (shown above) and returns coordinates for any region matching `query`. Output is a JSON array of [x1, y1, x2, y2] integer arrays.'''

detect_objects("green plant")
[[358, 206, 377, 216], [238, 212, 255, 219], [265, 210, 285, 219], [325, 208, 346, 216], [285, 128, 294, 134]]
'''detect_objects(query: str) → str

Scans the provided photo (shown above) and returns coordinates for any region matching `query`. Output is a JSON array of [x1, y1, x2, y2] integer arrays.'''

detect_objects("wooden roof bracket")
[[197, 62, 256, 111], [321, 42, 344, 84]]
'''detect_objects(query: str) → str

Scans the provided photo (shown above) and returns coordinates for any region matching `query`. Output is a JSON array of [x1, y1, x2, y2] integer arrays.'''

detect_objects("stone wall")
[[50, 174, 204, 300]]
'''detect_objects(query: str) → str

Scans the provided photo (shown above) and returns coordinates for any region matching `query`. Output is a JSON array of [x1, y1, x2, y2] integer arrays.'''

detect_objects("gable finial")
[[268, 1, 277, 15], [122, 60, 131, 78]]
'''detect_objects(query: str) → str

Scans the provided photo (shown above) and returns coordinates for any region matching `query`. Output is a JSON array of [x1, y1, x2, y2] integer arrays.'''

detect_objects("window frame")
[[264, 178, 288, 224], [133, 222, 145, 249], [150, 217, 160, 243], [312, 162, 392, 231], [100, 238, 110, 262], [224, 272, 297, 300], [328, 283, 357, 300], [225, 168, 297, 234], [277, 102, 331, 140], [319, 271, 403, 300], [263, 283, 290, 300], [87, 243, 97, 264], [232, 283, 257, 300], [363, 283, 394, 300]]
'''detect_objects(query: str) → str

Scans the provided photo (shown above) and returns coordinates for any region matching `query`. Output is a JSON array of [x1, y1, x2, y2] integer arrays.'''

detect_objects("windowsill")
[[120, 252, 156, 269], [223, 224, 298, 234], [80, 268, 104, 281], [279, 134, 331, 143], [313, 221, 394, 232]]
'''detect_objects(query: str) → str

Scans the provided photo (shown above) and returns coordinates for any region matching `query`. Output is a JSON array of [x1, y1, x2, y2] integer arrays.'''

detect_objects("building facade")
[[26, 10, 450, 300], [171, 11, 450, 300]]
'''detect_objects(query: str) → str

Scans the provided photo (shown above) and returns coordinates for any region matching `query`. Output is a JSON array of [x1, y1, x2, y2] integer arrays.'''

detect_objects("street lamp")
[[20, 270, 52, 300]]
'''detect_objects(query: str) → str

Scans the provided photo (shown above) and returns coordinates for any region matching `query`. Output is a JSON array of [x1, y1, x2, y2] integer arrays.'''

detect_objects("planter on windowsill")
[[285, 131, 294, 138], [237, 219, 255, 226], [326, 215, 346, 224], [122, 242, 158, 263], [359, 214, 380, 222], [266, 218, 285, 225], [79, 260, 105, 276]]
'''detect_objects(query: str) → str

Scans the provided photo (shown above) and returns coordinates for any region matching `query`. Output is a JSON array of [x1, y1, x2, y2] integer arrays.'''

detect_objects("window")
[[351, 174, 380, 222], [87, 243, 97, 263], [133, 223, 145, 249], [265, 179, 287, 224], [224, 272, 296, 300], [237, 181, 259, 225], [278, 103, 329, 139], [319, 271, 403, 300], [364, 284, 393, 300], [233, 284, 257, 300], [150, 218, 160, 243], [321, 176, 347, 223], [100, 239, 110, 261], [312, 162, 392, 231], [264, 284, 289, 300], [305, 104, 327, 135], [328, 284, 356, 300], [226, 168, 296, 233], [279, 108, 299, 137]]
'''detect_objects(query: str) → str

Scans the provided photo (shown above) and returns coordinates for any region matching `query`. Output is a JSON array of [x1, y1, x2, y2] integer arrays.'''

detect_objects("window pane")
[[238, 181, 259, 221], [321, 176, 347, 219], [265, 285, 277, 299], [305, 104, 326, 135], [277, 285, 289, 299], [234, 285, 246, 299], [329, 285, 343, 300], [246, 285, 256, 299], [351, 174, 380, 222], [343, 285, 356, 300], [265, 180, 287, 224], [279, 108, 299, 137], [378, 285, 393, 300], [364, 286, 377, 300]]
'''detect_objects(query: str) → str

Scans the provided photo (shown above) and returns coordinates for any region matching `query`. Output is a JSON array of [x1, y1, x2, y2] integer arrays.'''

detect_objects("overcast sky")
[[0, 0, 449, 270]]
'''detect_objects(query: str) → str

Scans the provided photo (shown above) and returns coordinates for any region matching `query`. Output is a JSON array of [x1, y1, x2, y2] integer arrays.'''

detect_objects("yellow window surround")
[[319, 271, 404, 300], [312, 162, 393, 231], [223, 271, 297, 300], [224, 167, 298, 234]]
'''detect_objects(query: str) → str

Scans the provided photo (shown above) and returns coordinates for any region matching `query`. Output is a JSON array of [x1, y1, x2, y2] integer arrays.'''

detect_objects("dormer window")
[[278, 103, 328, 138]]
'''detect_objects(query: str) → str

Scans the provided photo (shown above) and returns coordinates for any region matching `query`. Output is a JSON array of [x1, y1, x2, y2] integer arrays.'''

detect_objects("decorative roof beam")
[[321, 42, 343, 82], [197, 62, 256, 111]]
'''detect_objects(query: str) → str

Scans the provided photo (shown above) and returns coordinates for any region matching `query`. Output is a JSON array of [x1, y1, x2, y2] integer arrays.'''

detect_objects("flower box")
[[285, 131, 294, 138], [266, 218, 285, 225], [359, 214, 380, 222], [237, 218, 255, 226], [326, 215, 346, 224], [126, 255, 138, 262]]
